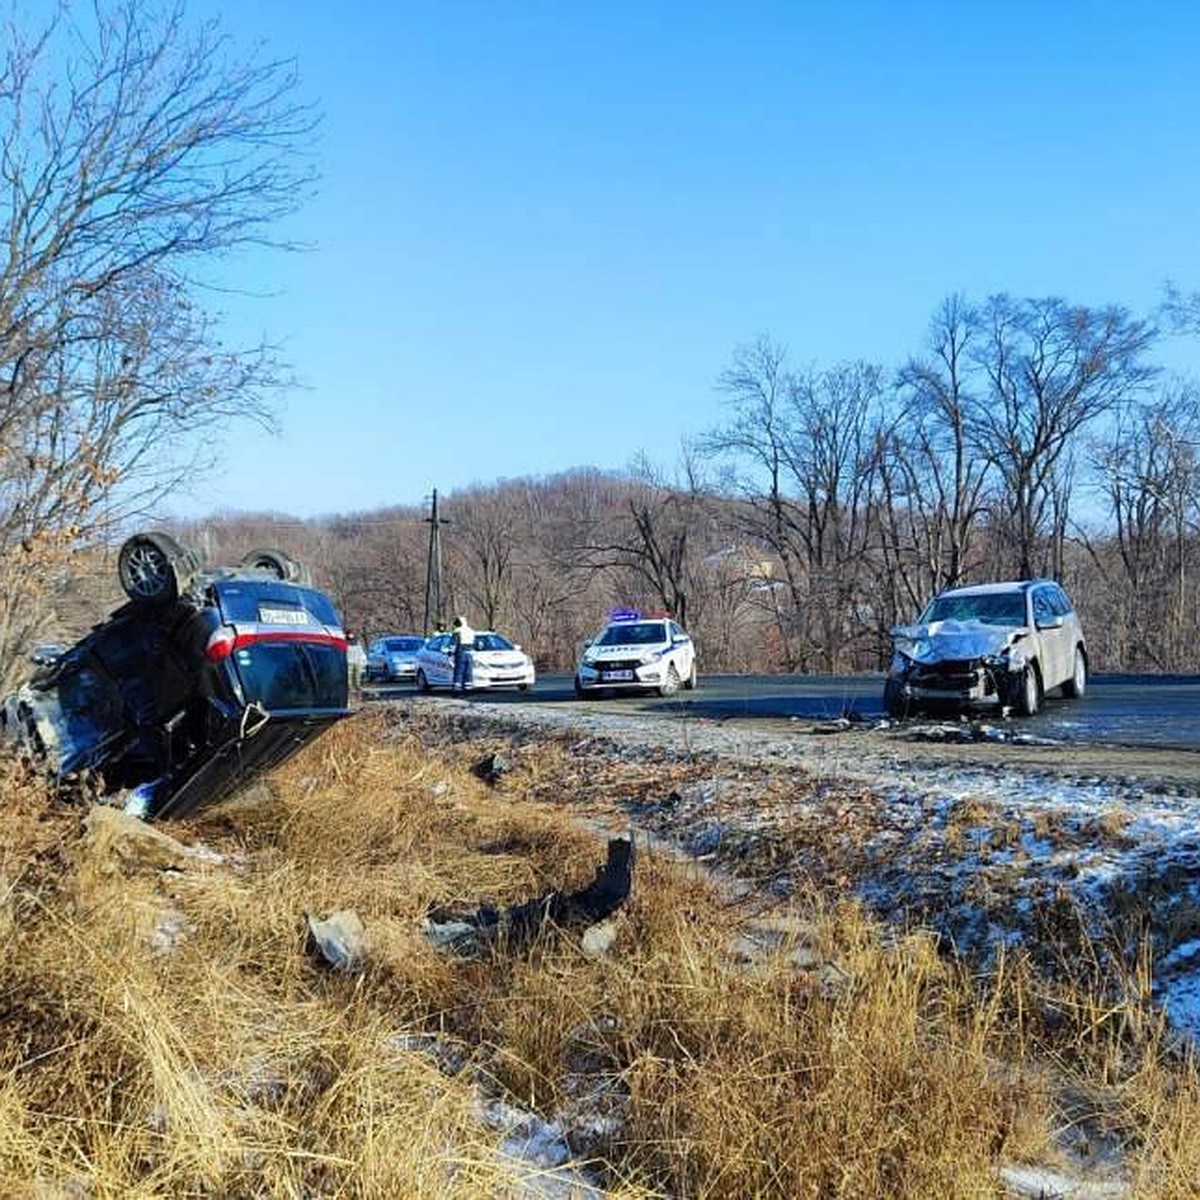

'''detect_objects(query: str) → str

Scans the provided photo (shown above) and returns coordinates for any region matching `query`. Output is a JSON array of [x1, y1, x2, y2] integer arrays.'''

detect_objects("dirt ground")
[[771, 720, 1200, 789]]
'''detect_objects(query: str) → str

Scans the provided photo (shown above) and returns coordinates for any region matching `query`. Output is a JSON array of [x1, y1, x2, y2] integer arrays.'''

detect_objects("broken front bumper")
[[891, 659, 1015, 709]]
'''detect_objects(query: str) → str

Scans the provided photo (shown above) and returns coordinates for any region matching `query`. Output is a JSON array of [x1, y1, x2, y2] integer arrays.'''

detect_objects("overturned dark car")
[[0, 532, 351, 820], [883, 579, 1088, 719]]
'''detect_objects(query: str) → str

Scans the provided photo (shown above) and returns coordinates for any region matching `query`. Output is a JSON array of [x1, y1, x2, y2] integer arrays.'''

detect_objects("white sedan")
[[575, 612, 697, 697], [415, 631, 535, 692]]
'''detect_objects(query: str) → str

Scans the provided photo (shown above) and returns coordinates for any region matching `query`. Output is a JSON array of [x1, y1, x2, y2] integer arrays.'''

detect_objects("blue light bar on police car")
[[609, 608, 640, 623]]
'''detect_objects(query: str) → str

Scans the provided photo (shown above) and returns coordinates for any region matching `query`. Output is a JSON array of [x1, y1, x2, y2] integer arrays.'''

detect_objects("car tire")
[[1061, 648, 1087, 699], [883, 677, 911, 719], [1014, 665, 1042, 717], [118, 532, 199, 605], [658, 665, 681, 697], [518, 683, 530, 692], [684, 661, 697, 690], [415, 669, 431, 693], [240, 548, 313, 587]]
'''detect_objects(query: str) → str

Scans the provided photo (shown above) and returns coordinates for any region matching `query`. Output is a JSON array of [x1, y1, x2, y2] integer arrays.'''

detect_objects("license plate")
[[602, 669, 634, 681], [258, 606, 311, 626]]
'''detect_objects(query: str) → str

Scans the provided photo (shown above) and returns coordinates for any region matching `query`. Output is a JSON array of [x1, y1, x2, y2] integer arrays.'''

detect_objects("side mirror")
[[1037, 615, 1064, 631]]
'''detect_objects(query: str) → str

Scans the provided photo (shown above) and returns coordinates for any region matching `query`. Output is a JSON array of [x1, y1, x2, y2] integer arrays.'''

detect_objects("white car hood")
[[890, 619, 1026, 662], [475, 650, 528, 668]]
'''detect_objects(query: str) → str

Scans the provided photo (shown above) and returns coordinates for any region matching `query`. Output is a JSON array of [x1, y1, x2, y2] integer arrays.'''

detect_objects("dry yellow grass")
[[0, 711, 1196, 1197]]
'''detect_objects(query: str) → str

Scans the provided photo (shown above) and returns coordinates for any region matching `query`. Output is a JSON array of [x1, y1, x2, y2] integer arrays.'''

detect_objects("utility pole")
[[423, 489, 450, 634]]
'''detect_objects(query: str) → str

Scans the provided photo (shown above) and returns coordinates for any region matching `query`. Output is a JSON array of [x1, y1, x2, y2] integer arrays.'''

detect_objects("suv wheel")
[[240, 548, 313, 587], [1061, 648, 1087, 699], [415, 669, 431, 693], [118, 532, 199, 604], [1014, 665, 1042, 717]]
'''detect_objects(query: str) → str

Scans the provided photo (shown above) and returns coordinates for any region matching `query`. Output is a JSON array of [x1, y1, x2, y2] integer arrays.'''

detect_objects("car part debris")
[[306, 909, 367, 972], [424, 837, 635, 955], [472, 753, 512, 785], [0, 531, 351, 821]]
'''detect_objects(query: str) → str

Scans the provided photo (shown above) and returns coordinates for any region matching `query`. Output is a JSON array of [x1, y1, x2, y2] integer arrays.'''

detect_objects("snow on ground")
[[408, 698, 1200, 1044]]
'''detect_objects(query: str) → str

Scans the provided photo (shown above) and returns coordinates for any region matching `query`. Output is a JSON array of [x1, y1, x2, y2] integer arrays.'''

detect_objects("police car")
[[574, 610, 697, 697]]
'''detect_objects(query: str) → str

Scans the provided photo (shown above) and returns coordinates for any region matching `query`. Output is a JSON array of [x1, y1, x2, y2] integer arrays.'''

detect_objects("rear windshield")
[[383, 637, 423, 652], [595, 621, 668, 647], [921, 592, 1027, 626], [232, 642, 348, 711], [215, 581, 341, 628]]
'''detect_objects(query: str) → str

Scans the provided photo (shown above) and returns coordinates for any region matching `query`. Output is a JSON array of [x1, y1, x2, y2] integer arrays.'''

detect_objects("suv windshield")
[[596, 621, 668, 647], [232, 642, 348, 711], [921, 592, 1027, 626]]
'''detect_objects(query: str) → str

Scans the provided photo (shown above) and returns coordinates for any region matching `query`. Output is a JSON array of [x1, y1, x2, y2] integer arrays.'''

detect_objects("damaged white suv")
[[884, 580, 1087, 718]]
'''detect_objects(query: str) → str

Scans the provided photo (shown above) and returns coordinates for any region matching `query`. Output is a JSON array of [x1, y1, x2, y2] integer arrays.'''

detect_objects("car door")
[[427, 635, 454, 686], [1031, 585, 1068, 689], [668, 622, 693, 678]]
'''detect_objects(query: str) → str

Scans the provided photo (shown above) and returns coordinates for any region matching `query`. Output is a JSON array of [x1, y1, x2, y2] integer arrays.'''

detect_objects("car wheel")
[[415, 669, 431, 693], [1014, 665, 1042, 717], [240, 548, 313, 586], [518, 683, 530, 691], [1061, 648, 1087, 699], [118, 532, 198, 604], [658, 664, 681, 697], [882, 677, 911, 719], [684, 661, 697, 690]]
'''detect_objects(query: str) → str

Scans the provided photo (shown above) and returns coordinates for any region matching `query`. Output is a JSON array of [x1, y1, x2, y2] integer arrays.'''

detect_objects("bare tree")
[[0, 0, 314, 676], [702, 341, 887, 670], [968, 296, 1156, 578], [883, 296, 993, 616], [1083, 384, 1200, 668]]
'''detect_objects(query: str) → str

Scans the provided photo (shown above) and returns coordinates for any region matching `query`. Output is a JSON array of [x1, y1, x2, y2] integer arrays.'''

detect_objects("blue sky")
[[171, 1, 1200, 518]]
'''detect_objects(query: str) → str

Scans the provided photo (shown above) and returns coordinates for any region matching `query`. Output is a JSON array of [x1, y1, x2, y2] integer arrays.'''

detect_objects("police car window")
[[597, 622, 665, 646], [1051, 587, 1073, 616], [473, 633, 513, 651]]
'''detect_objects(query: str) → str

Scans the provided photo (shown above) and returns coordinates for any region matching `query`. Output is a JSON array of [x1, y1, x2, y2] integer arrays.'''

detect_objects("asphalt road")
[[366, 672, 1200, 750]]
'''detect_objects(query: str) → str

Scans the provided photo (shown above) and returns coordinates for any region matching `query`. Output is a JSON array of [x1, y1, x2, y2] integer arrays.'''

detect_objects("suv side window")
[[1050, 586, 1074, 616], [1032, 588, 1057, 626]]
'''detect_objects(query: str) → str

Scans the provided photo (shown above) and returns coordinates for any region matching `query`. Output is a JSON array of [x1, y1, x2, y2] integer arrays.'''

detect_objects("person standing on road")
[[451, 615, 475, 692], [346, 632, 367, 695]]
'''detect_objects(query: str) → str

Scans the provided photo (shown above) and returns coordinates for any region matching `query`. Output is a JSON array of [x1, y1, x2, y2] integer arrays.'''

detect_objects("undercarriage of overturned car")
[[0, 532, 351, 822]]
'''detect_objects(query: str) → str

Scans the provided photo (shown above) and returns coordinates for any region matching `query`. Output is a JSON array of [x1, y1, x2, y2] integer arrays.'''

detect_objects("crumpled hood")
[[890, 619, 1026, 662]]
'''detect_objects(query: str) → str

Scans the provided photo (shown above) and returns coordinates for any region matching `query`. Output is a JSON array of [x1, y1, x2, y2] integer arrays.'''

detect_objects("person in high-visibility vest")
[[451, 615, 475, 692]]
